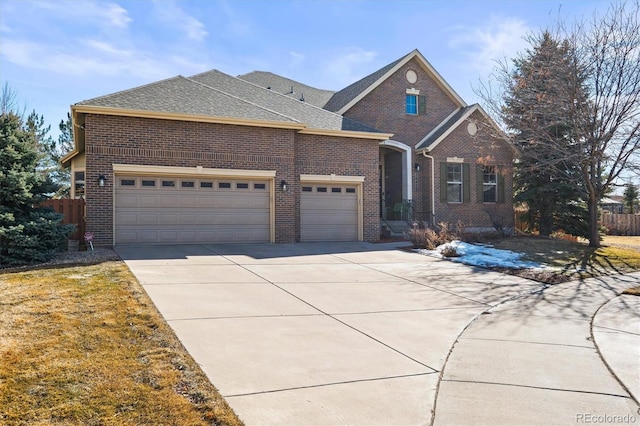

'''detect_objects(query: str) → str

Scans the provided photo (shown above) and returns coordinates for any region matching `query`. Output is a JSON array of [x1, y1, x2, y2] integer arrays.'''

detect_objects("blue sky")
[[1, 0, 608, 139]]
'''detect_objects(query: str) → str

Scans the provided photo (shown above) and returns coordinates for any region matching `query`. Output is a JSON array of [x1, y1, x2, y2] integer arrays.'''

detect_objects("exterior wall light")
[[98, 175, 106, 187], [414, 163, 421, 172], [280, 180, 288, 192]]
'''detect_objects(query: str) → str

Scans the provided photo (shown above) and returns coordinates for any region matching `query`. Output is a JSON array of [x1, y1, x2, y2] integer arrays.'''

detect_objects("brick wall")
[[343, 57, 460, 148], [295, 133, 380, 241], [83, 114, 380, 245], [426, 110, 515, 230], [84, 114, 297, 245]]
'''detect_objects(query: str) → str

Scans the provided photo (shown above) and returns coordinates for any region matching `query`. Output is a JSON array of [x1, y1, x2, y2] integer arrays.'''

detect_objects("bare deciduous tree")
[[477, 1, 640, 247]]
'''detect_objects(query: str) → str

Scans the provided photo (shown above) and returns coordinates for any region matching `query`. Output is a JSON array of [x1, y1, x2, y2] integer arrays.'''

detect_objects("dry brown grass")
[[0, 261, 243, 425], [623, 286, 640, 296]]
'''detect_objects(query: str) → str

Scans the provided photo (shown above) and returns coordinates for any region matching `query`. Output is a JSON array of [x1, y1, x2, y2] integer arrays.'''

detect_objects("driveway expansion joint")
[[440, 379, 633, 399], [223, 371, 439, 398]]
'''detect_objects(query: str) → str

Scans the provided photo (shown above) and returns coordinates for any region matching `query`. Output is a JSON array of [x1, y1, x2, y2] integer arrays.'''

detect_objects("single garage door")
[[115, 175, 271, 245], [300, 184, 358, 241]]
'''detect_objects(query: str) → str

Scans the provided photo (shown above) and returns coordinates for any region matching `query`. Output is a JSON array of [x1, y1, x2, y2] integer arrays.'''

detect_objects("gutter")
[[420, 149, 436, 225]]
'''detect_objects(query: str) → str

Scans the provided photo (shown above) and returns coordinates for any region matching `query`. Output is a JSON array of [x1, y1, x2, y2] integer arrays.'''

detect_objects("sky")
[[1, 0, 609, 140]]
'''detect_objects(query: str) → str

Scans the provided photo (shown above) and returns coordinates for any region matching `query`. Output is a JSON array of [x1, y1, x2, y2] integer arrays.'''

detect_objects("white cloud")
[[33, 1, 132, 29], [288, 51, 305, 66], [0, 38, 173, 80], [217, 0, 251, 38], [449, 17, 531, 74], [323, 48, 378, 87], [153, 1, 208, 42], [84, 39, 133, 57]]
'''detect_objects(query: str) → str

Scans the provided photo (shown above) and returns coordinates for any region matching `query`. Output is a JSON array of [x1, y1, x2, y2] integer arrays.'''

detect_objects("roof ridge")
[[233, 72, 385, 133], [239, 70, 336, 93], [196, 69, 381, 132], [186, 72, 304, 124]]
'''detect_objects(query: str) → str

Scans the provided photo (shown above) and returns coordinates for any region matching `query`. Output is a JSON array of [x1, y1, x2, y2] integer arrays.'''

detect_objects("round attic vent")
[[406, 70, 417, 84], [467, 122, 478, 136]]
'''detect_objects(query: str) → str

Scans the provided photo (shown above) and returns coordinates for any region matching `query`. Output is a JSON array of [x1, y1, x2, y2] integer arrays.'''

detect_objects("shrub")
[[0, 208, 75, 267], [408, 221, 460, 249], [440, 245, 460, 257]]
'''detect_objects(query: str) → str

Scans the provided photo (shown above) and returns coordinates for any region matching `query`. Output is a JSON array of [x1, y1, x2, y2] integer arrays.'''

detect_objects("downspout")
[[421, 150, 436, 225]]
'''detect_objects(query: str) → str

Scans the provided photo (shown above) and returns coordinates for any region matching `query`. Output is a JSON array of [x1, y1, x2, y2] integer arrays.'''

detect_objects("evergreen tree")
[[503, 32, 589, 238], [0, 91, 74, 267], [623, 184, 639, 214]]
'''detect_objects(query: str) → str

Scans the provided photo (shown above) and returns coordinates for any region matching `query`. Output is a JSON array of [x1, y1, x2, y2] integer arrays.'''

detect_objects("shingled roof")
[[323, 56, 405, 113], [190, 70, 382, 133], [239, 71, 335, 108], [75, 76, 299, 125], [75, 69, 386, 135]]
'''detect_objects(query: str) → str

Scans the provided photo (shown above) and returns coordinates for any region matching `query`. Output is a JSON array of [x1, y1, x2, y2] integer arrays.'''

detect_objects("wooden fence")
[[601, 213, 640, 236], [40, 198, 86, 241]]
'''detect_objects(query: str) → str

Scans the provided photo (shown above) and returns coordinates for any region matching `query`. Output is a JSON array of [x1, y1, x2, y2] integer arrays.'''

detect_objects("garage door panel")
[[138, 213, 158, 225], [139, 230, 160, 243], [116, 194, 139, 208], [115, 212, 138, 226], [179, 214, 199, 225], [158, 214, 179, 225], [115, 176, 271, 245]]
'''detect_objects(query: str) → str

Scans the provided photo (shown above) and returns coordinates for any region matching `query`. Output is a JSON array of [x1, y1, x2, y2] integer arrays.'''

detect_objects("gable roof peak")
[[324, 48, 467, 114]]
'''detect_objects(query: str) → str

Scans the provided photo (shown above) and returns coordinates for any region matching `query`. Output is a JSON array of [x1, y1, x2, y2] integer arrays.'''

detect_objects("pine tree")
[[623, 184, 639, 214], [503, 32, 588, 238], [0, 97, 74, 266]]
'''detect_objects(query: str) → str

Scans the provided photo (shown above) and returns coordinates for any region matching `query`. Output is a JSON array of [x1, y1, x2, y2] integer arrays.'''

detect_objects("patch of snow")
[[418, 240, 543, 269]]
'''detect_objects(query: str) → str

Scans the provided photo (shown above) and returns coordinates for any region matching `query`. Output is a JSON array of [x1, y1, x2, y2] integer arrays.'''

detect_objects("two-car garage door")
[[115, 175, 271, 245]]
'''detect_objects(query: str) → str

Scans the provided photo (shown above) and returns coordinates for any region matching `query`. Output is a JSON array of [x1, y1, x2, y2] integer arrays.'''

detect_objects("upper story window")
[[406, 94, 418, 115], [405, 88, 425, 115]]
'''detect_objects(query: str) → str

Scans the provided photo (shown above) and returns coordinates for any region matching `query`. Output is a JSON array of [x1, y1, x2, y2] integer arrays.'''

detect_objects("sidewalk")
[[434, 272, 640, 425]]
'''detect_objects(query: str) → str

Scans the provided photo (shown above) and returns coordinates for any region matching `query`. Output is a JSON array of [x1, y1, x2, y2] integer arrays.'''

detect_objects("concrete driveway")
[[116, 242, 640, 425]]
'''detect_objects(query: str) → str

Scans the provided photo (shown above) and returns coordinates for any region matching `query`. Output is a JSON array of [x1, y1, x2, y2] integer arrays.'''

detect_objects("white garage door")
[[300, 184, 358, 241], [115, 175, 271, 245]]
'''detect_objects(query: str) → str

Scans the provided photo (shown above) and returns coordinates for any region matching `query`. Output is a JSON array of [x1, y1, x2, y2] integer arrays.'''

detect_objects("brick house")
[[62, 49, 514, 246]]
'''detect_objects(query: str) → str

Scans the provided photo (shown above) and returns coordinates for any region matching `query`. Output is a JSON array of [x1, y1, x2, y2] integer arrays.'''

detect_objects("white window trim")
[[447, 163, 463, 203]]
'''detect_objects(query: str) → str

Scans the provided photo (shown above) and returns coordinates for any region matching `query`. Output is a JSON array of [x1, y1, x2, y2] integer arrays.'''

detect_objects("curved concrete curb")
[[592, 294, 640, 404], [433, 273, 640, 426]]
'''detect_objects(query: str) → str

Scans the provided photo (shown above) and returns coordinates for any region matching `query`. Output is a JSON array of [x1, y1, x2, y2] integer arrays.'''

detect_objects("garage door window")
[[181, 181, 195, 188], [200, 181, 213, 188], [254, 183, 266, 190], [332, 187, 342, 193], [141, 179, 156, 187], [162, 180, 175, 187], [346, 187, 356, 193], [236, 182, 249, 189], [219, 182, 231, 189], [317, 187, 327, 193], [121, 179, 135, 187]]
